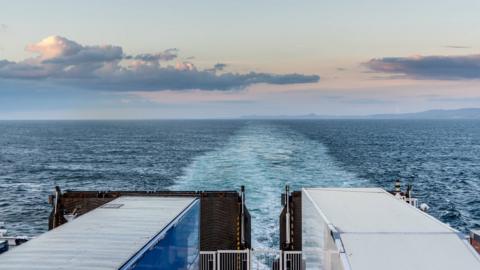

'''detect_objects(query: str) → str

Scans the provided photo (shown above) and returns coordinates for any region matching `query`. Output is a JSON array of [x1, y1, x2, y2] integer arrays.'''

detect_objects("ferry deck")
[[1, 185, 480, 270]]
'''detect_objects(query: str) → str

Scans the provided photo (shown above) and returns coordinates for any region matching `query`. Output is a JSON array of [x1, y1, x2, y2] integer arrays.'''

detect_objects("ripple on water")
[[0, 120, 244, 235], [1, 119, 479, 242]]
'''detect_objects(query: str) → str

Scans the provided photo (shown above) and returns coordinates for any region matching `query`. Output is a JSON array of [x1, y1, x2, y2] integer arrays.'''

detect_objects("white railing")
[[406, 197, 418, 208], [395, 194, 418, 208], [217, 250, 250, 270], [200, 251, 217, 270], [283, 251, 303, 270], [200, 250, 303, 270]]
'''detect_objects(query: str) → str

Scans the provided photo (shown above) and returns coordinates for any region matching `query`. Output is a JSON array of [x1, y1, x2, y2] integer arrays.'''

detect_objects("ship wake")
[[172, 121, 368, 248]]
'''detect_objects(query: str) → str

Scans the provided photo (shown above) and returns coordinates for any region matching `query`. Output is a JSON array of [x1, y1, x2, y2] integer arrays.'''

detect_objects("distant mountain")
[[242, 108, 480, 119], [369, 108, 480, 119]]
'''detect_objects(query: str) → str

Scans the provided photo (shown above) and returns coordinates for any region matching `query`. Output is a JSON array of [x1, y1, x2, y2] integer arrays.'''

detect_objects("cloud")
[[0, 24, 7, 32], [28, 36, 123, 64], [205, 63, 227, 73], [363, 54, 480, 80], [0, 36, 319, 91], [213, 63, 227, 71], [127, 48, 178, 62], [444, 45, 470, 49]]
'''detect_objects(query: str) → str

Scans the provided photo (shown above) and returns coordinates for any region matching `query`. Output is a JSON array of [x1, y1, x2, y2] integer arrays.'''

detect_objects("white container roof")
[[303, 188, 480, 270], [0, 196, 197, 270]]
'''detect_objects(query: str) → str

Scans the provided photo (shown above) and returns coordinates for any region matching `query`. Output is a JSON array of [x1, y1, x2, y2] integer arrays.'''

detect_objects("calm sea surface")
[[1, 120, 479, 248]]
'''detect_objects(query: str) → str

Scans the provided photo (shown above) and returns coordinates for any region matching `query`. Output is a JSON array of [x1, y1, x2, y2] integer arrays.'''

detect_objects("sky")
[[1, 0, 480, 119]]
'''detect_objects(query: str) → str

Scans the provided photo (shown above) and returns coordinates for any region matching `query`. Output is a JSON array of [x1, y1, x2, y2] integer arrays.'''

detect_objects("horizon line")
[[1, 107, 479, 121]]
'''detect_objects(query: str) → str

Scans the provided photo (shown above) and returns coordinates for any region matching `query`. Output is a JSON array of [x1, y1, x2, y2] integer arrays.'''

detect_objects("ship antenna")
[[406, 184, 412, 199]]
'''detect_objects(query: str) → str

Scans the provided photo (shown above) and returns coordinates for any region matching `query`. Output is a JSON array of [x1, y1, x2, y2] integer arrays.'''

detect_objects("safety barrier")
[[200, 249, 303, 270]]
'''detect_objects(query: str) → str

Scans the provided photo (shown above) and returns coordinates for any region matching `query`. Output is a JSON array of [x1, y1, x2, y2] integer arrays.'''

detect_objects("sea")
[[1, 119, 479, 248]]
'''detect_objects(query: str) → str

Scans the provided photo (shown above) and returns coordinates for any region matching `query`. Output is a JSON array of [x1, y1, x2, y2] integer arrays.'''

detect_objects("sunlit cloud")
[[0, 36, 320, 91]]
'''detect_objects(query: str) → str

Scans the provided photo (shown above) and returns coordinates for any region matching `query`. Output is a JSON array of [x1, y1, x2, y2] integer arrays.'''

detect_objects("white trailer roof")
[[303, 188, 480, 270], [0, 196, 197, 270]]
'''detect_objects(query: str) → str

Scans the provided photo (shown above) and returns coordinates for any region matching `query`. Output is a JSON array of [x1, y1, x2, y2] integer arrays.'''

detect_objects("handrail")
[[201, 249, 301, 270]]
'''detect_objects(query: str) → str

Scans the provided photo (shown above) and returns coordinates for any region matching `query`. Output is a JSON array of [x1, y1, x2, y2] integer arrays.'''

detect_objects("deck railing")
[[200, 251, 217, 270], [217, 250, 250, 270], [200, 249, 303, 270], [283, 251, 303, 270]]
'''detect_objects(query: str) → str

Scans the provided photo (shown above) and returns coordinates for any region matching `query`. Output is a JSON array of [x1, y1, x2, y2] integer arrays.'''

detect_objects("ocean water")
[[1, 120, 479, 248]]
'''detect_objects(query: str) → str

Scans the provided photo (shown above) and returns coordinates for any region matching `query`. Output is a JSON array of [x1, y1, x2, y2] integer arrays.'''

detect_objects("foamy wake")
[[171, 121, 368, 248]]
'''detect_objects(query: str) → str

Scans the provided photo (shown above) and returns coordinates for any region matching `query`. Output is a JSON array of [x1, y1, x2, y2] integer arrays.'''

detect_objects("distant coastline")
[[242, 108, 480, 120], [2, 108, 480, 121]]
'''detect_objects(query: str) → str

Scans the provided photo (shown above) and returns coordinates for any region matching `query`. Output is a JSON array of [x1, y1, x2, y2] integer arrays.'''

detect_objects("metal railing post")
[[285, 185, 291, 248], [279, 250, 283, 270], [240, 186, 246, 248]]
